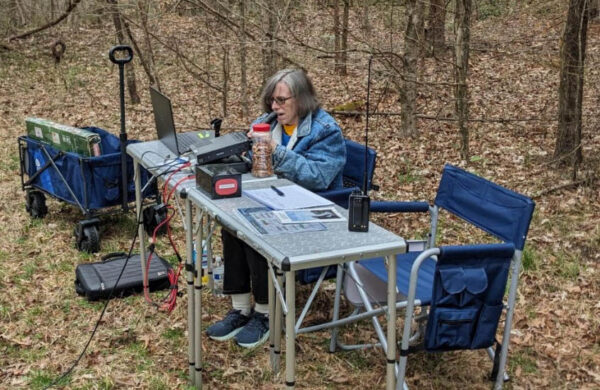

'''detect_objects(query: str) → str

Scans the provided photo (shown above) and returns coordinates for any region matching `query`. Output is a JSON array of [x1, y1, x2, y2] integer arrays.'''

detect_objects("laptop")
[[150, 86, 214, 155], [149, 87, 252, 163]]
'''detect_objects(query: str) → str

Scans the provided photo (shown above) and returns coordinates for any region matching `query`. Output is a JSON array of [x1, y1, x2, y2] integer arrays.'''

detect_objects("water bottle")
[[192, 241, 209, 284], [212, 256, 224, 296]]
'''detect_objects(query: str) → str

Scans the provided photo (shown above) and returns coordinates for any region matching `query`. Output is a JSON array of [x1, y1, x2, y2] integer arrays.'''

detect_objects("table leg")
[[191, 203, 203, 388], [273, 270, 284, 372], [329, 264, 344, 353], [194, 212, 204, 289], [134, 161, 147, 286], [206, 216, 214, 292], [386, 254, 397, 390], [184, 197, 197, 386], [285, 271, 296, 389], [194, 274, 203, 387], [268, 265, 275, 367]]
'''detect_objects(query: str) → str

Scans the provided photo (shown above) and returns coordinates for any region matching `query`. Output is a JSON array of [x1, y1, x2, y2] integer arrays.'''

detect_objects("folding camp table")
[[127, 140, 406, 390]]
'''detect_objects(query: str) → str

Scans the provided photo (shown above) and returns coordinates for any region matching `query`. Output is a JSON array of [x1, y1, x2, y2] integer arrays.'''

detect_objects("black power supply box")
[[195, 162, 247, 199]]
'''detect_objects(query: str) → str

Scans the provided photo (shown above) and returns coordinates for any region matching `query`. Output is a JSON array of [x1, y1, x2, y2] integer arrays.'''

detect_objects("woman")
[[206, 69, 346, 348]]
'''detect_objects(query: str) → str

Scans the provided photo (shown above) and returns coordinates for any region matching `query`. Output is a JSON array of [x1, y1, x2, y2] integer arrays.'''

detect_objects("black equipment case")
[[75, 252, 171, 300]]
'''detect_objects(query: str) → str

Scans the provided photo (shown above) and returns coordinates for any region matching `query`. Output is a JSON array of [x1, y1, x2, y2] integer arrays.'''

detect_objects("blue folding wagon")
[[18, 126, 157, 252]]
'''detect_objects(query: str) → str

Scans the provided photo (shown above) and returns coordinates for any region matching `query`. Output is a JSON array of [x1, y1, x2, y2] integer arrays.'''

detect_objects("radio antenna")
[[362, 55, 373, 195], [348, 55, 374, 232]]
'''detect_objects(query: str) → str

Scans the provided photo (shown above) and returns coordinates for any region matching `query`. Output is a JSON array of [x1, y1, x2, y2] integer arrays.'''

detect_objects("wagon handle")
[[109, 45, 133, 65], [109, 45, 134, 212]]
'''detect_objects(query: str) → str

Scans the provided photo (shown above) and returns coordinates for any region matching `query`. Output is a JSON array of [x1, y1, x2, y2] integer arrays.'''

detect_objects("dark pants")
[[221, 228, 268, 304]]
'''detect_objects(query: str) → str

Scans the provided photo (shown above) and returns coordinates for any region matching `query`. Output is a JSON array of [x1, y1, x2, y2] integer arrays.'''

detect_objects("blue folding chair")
[[330, 164, 535, 389], [316, 138, 377, 209], [296, 138, 378, 285]]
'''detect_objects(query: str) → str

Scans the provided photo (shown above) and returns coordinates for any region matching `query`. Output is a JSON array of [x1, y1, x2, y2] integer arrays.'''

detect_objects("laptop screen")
[[149, 86, 179, 154]]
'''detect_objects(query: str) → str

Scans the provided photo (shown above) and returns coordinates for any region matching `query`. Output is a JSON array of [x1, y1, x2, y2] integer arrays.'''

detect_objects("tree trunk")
[[400, 0, 424, 137], [15, 0, 26, 27], [7, 0, 21, 29], [361, 1, 370, 32], [238, 0, 249, 118], [262, 0, 278, 82], [555, 0, 589, 175], [454, 0, 472, 161], [137, 0, 160, 91], [122, 14, 155, 87], [589, 0, 599, 20], [428, 0, 446, 56], [204, 11, 214, 118], [222, 46, 229, 118], [333, 0, 341, 73], [107, 0, 141, 105], [339, 0, 349, 75]]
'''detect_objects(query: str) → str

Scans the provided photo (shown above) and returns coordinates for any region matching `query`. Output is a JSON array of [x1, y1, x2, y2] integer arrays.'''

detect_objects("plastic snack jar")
[[251, 123, 273, 177]]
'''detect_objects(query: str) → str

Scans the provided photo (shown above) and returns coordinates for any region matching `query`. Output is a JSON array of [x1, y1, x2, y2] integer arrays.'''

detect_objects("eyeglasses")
[[268, 96, 294, 106]]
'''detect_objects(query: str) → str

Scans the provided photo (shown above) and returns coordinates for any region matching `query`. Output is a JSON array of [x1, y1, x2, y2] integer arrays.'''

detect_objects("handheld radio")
[[348, 56, 374, 232]]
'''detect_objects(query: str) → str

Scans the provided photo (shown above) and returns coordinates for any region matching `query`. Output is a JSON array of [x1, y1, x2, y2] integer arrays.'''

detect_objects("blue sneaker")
[[234, 311, 269, 348], [206, 309, 250, 341]]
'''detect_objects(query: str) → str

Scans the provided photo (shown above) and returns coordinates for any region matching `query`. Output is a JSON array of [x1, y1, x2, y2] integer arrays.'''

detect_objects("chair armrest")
[[438, 243, 515, 260], [370, 201, 430, 213], [315, 187, 357, 209]]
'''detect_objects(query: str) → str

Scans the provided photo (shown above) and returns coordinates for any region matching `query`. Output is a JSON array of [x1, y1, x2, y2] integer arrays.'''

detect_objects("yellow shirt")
[[281, 124, 296, 147], [283, 124, 296, 136]]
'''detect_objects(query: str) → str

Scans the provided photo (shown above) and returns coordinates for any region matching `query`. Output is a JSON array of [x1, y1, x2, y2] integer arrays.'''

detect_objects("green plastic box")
[[25, 117, 102, 157]]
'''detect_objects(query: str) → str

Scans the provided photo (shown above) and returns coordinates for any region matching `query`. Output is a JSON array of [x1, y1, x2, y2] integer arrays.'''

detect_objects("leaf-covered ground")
[[0, 2, 599, 389]]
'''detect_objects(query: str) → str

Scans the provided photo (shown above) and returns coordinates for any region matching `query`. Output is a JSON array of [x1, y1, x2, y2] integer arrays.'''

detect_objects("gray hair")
[[260, 69, 320, 118]]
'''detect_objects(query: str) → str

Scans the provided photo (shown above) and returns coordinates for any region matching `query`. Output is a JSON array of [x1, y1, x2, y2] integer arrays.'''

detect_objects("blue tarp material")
[[24, 127, 156, 211]]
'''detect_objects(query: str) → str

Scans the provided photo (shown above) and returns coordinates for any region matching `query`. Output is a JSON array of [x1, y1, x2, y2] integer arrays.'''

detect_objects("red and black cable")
[[143, 162, 194, 313]]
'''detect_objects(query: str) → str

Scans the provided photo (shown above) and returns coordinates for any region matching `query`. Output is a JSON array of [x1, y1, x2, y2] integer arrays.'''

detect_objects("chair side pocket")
[[426, 306, 478, 350], [471, 303, 503, 349]]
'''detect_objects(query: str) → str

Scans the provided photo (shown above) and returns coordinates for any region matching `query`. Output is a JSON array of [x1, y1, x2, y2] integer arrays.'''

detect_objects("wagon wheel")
[[25, 191, 48, 219], [75, 225, 101, 253]]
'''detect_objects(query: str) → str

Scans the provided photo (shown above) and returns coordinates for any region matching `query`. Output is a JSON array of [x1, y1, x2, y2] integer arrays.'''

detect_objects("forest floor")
[[0, 2, 599, 389]]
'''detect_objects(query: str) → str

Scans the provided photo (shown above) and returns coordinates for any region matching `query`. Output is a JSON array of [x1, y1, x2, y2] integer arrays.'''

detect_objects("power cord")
[[142, 163, 194, 313], [44, 208, 142, 389], [43, 158, 191, 389]]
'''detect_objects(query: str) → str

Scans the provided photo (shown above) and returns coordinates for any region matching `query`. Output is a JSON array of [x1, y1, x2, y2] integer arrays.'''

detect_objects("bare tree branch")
[[331, 110, 559, 123], [121, 11, 158, 88], [8, 0, 83, 41], [119, 13, 221, 92], [192, 0, 304, 69], [533, 177, 592, 198]]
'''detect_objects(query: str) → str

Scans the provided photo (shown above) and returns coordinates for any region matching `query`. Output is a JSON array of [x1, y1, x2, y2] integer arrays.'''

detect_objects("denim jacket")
[[252, 108, 346, 191]]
